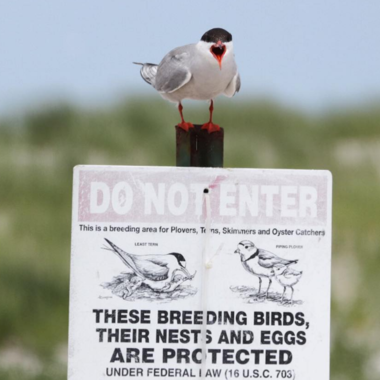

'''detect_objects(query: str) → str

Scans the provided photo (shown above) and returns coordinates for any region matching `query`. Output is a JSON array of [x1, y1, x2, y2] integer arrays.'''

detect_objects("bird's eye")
[[245, 246, 249, 249]]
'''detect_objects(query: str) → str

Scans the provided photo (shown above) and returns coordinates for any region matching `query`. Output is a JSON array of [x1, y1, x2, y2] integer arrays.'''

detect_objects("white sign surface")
[[68, 165, 332, 380]]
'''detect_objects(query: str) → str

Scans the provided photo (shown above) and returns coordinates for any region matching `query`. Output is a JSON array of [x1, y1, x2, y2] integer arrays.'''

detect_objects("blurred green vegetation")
[[0, 97, 380, 379]]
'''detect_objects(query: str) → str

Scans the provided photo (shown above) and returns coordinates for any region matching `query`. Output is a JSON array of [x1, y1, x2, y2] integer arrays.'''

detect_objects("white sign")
[[68, 166, 332, 380]]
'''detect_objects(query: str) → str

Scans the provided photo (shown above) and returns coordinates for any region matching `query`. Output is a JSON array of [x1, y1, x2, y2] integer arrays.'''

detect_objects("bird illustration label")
[[68, 165, 332, 380]]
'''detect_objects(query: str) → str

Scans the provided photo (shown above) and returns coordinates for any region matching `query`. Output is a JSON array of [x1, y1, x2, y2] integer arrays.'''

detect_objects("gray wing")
[[258, 249, 281, 269], [258, 249, 297, 268], [134, 62, 158, 86], [224, 72, 241, 97], [154, 45, 193, 93], [104, 239, 146, 280]]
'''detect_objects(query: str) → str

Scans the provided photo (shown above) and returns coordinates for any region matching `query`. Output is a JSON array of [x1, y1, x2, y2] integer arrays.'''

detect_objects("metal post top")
[[175, 125, 224, 168]]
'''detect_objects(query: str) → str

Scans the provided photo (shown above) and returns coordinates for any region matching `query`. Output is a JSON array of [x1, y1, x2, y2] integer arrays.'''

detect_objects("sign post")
[[176, 126, 224, 167], [68, 166, 332, 379]]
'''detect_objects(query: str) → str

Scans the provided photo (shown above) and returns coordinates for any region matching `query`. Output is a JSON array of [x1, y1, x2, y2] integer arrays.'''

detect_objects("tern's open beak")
[[234, 249, 240, 254], [210, 40, 226, 70]]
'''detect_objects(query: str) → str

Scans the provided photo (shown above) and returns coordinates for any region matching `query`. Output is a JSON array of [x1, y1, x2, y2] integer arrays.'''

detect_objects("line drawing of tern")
[[103, 239, 196, 298]]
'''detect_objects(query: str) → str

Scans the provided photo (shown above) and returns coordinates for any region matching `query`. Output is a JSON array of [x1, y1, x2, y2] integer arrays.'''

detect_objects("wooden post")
[[176, 125, 224, 168]]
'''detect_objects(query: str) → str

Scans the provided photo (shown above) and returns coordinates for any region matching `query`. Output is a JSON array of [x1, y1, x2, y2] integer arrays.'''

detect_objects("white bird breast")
[[160, 41, 238, 103]]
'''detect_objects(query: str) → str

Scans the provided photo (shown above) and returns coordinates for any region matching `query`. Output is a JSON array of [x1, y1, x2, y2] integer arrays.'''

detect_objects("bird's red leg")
[[201, 100, 220, 133], [176, 102, 194, 132]]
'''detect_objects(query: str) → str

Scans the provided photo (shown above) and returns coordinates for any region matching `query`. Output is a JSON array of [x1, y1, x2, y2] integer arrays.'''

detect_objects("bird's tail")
[[286, 259, 298, 266], [104, 239, 145, 279], [133, 62, 158, 86]]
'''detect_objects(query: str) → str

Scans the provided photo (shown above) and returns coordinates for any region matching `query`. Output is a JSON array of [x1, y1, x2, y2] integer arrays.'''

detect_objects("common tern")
[[134, 27, 240, 133]]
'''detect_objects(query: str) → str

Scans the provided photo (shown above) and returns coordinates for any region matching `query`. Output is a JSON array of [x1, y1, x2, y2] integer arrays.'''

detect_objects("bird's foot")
[[177, 121, 194, 132], [201, 122, 220, 133]]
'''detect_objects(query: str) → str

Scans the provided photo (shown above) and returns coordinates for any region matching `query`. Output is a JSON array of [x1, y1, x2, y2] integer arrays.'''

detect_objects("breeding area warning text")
[[68, 166, 332, 380]]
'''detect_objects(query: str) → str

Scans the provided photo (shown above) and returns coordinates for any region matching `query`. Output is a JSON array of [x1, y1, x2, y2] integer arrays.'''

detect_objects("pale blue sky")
[[1, 0, 380, 114]]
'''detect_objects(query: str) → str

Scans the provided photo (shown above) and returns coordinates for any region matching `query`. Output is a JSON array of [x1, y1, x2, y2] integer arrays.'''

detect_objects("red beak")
[[210, 40, 226, 69]]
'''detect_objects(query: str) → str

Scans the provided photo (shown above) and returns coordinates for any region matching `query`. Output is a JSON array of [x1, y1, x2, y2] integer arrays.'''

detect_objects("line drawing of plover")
[[271, 264, 303, 304], [233, 240, 299, 301]]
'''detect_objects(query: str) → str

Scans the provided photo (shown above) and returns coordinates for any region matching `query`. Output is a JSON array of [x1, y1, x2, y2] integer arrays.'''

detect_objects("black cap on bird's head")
[[201, 28, 232, 70], [201, 28, 232, 43], [169, 252, 187, 268]]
